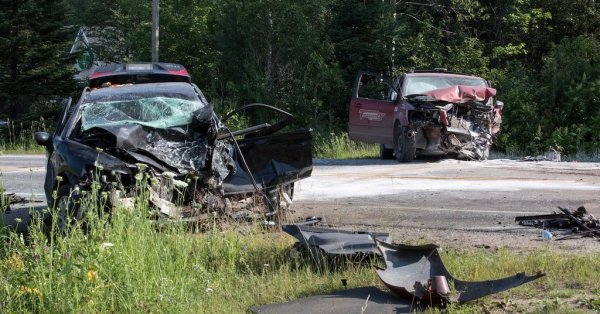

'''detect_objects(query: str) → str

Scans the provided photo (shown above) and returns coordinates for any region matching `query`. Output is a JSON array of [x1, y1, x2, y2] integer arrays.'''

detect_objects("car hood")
[[406, 85, 496, 103]]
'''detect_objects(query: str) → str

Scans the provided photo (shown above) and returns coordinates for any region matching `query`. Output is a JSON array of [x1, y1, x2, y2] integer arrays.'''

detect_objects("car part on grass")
[[283, 224, 391, 268], [249, 286, 415, 314], [283, 224, 391, 256], [375, 241, 545, 305], [515, 206, 600, 240]]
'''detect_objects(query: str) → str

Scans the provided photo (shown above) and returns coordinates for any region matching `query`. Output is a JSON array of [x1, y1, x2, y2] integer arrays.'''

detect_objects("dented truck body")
[[348, 70, 503, 162], [36, 68, 312, 221]]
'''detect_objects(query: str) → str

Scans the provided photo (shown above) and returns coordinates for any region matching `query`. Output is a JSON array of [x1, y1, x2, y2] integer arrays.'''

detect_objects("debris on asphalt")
[[522, 149, 561, 162], [515, 206, 600, 240], [375, 241, 545, 305], [1, 193, 33, 211]]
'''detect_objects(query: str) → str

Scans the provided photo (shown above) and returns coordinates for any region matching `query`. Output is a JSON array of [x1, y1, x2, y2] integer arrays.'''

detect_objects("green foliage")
[[5, 0, 600, 155], [0, 177, 377, 312], [0, 0, 76, 119], [313, 132, 378, 159]]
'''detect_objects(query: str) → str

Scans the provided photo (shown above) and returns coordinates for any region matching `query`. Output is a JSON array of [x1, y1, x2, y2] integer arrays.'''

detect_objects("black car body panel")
[[39, 78, 312, 219]]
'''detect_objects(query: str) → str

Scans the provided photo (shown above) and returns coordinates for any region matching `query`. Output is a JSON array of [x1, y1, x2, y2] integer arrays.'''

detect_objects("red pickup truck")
[[348, 70, 503, 162]]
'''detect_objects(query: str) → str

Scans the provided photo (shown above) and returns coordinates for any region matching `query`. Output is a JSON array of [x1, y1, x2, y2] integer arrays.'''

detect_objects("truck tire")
[[379, 144, 394, 159], [394, 126, 416, 163]]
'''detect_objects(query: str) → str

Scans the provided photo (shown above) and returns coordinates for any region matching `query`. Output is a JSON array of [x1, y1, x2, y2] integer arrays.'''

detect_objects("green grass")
[[0, 118, 48, 154], [2, 193, 600, 313], [313, 132, 379, 159]]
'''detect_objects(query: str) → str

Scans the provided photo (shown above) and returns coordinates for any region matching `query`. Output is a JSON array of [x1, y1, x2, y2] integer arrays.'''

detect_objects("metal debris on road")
[[515, 206, 600, 240]]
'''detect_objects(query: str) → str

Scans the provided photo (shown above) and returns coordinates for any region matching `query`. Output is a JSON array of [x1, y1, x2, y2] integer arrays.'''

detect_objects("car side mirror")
[[34, 131, 51, 145], [495, 101, 504, 110]]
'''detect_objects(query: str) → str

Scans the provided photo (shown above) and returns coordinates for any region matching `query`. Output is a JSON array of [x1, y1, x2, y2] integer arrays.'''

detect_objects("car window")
[[357, 75, 392, 101], [81, 97, 206, 131], [404, 76, 487, 96]]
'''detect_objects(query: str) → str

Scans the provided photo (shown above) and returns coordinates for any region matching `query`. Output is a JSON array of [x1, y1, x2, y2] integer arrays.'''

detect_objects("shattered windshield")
[[80, 83, 208, 131], [404, 76, 487, 96]]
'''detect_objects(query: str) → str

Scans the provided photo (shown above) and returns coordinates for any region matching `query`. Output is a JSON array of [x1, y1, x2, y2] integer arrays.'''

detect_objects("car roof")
[[405, 72, 484, 80], [86, 82, 200, 102], [89, 62, 191, 88]]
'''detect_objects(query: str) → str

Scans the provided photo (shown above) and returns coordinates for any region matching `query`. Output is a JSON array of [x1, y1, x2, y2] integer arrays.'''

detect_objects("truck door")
[[348, 72, 396, 145]]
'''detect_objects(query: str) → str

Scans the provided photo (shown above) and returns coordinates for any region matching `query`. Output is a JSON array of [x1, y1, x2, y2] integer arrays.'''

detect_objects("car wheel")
[[44, 185, 80, 237], [265, 183, 294, 223], [394, 126, 416, 163], [379, 144, 394, 160]]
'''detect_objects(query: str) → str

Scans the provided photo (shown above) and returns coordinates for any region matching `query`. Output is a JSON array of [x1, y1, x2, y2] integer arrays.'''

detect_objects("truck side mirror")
[[495, 101, 504, 110]]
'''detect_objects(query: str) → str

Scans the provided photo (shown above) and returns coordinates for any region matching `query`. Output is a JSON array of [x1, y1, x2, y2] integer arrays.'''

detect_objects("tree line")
[[1, 0, 600, 155]]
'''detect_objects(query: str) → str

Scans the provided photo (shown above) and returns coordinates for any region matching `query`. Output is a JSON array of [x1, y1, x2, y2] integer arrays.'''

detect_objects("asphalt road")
[[294, 158, 600, 250], [2, 154, 599, 250]]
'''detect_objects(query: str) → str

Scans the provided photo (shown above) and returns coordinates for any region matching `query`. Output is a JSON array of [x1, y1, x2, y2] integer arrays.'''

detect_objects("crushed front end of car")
[[406, 85, 502, 160], [39, 82, 312, 224]]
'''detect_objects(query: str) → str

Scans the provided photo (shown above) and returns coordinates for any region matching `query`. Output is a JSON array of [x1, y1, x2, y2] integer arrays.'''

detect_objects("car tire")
[[265, 183, 294, 223], [394, 126, 416, 163], [379, 144, 394, 160], [44, 185, 80, 237]]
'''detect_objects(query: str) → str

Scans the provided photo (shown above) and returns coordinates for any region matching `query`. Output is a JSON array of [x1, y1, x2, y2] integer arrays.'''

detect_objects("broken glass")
[[81, 97, 206, 131]]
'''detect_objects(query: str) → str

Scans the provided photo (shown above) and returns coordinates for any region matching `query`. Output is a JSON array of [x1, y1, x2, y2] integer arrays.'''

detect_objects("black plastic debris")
[[283, 224, 391, 257], [515, 206, 600, 240], [250, 286, 414, 314], [375, 241, 545, 305], [1, 193, 31, 211]]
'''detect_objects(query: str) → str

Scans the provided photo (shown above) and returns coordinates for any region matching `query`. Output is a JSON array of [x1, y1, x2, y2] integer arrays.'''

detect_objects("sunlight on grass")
[[2, 175, 600, 312], [313, 132, 379, 159]]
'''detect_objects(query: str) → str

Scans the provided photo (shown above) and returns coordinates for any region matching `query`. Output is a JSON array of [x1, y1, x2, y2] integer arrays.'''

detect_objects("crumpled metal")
[[375, 241, 545, 305], [409, 85, 496, 103]]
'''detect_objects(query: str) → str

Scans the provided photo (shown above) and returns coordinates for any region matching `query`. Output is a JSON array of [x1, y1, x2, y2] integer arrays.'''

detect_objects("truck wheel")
[[394, 126, 416, 163], [379, 144, 394, 159]]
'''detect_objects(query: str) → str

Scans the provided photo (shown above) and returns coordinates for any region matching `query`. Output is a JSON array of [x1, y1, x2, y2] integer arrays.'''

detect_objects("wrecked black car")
[[35, 63, 312, 225]]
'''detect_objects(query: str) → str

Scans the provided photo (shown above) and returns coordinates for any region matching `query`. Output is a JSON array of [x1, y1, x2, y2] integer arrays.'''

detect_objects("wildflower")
[[14, 218, 22, 224], [205, 288, 213, 294], [18, 286, 41, 296], [173, 179, 188, 189], [162, 172, 176, 179], [1, 254, 25, 271], [86, 270, 98, 282], [100, 242, 114, 251]]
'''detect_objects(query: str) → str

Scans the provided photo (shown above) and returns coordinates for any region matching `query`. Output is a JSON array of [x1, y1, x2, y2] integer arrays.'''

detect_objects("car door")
[[42, 97, 73, 202], [348, 71, 396, 145]]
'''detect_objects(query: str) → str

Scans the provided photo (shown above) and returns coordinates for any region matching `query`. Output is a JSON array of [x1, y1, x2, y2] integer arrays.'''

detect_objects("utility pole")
[[152, 0, 159, 62]]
